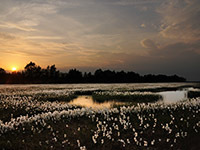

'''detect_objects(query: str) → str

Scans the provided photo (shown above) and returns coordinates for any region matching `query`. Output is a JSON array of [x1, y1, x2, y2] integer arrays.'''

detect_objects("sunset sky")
[[0, 0, 200, 80]]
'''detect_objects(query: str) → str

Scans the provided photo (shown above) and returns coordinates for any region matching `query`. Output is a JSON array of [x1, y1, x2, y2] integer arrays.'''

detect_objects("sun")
[[12, 67, 17, 72]]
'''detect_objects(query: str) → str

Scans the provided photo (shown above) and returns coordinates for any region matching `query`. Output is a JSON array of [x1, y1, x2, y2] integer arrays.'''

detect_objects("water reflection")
[[69, 89, 193, 109], [158, 90, 188, 103], [69, 96, 122, 109]]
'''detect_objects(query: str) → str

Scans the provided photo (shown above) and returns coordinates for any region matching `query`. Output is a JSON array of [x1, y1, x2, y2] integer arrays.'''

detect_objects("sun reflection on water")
[[69, 96, 122, 109]]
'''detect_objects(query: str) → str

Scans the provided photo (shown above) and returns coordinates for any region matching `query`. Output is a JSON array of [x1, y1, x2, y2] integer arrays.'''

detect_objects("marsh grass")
[[188, 91, 200, 98], [0, 84, 200, 150], [132, 85, 192, 93], [35, 94, 77, 102], [92, 93, 162, 103], [0, 116, 96, 150], [0, 101, 199, 150], [74, 90, 105, 96]]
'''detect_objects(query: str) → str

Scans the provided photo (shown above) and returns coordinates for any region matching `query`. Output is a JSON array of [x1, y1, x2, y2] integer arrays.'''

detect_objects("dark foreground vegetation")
[[0, 97, 199, 150], [0, 85, 200, 150], [188, 91, 200, 98], [0, 62, 186, 84], [92, 92, 162, 103]]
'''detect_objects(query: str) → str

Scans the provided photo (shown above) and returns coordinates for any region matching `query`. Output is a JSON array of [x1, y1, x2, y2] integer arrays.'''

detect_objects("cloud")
[[25, 36, 63, 40], [153, 41, 200, 56], [0, 35, 70, 57], [0, 0, 199, 80], [0, 32, 16, 40], [133, 0, 200, 80], [141, 24, 146, 28], [158, 0, 200, 42], [141, 37, 200, 57], [0, 1, 59, 32], [140, 39, 158, 49], [114, 0, 161, 6], [0, 22, 36, 31], [129, 40, 200, 80]]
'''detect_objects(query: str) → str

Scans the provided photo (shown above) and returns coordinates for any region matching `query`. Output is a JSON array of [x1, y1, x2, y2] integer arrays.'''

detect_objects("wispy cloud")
[[158, 0, 200, 42], [0, 32, 16, 40], [0, 35, 69, 57], [140, 39, 158, 49], [0, 22, 36, 31], [25, 36, 63, 40], [114, 0, 161, 6]]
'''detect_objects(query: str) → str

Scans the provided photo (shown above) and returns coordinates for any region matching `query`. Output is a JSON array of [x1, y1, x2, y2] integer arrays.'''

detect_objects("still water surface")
[[69, 89, 191, 109], [69, 96, 122, 109], [158, 90, 188, 103]]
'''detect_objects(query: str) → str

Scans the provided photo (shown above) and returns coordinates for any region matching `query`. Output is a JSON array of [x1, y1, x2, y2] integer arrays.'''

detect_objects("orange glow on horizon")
[[11, 67, 17, 72]]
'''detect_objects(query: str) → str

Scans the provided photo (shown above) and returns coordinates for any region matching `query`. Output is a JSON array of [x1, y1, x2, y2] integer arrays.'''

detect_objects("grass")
[[0, 99, 199, 150], [0, 95, 79, 123], [0, 116, 96, 150], [92, 92, 162, 103], [0, 84, 200, 150], [35, 93, 77, 102], [188, 91, 200, 98], [74, 90, 105, 96], [132, 85, 193, 93]]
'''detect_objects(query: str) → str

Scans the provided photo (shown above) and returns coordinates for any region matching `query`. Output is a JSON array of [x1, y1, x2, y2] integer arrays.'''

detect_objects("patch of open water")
[[69, 95, 122, 109], [69, 88, 199, 109], [158, 90, 188, 103]]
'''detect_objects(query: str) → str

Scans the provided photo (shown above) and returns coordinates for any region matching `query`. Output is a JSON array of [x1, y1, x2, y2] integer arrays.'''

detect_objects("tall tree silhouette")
[[0, 68, 6, 74], [24, 62, 42, 82], [0, 68, 6, 83], [67, 69, 83, 83]]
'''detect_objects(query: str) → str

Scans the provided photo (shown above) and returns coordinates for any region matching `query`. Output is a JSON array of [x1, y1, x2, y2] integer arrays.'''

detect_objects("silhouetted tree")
[[0, 68, 6, 83], [83, 72, 93, 82], [94, 69, 104, 82], [0, 68, 6, 74], [50, 65, 59, 78], [67, 69, 83, 83], [0, 63, 187, 84], [24, 62, 42, 82]]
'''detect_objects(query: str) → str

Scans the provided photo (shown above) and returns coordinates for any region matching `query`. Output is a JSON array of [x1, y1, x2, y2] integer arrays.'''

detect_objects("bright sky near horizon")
[[0, 0, 200, 80]]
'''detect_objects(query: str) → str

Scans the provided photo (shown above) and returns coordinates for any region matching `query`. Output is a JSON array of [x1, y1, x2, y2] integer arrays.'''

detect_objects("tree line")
[[0, 62, 186, 84]]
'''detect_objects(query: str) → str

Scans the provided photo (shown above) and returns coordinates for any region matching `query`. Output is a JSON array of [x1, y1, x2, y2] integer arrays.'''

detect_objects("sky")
[[0, 0, 200, 81]]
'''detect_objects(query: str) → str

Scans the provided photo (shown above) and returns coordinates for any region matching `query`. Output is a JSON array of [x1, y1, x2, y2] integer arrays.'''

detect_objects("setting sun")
[[12, 67, 17, 72]]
